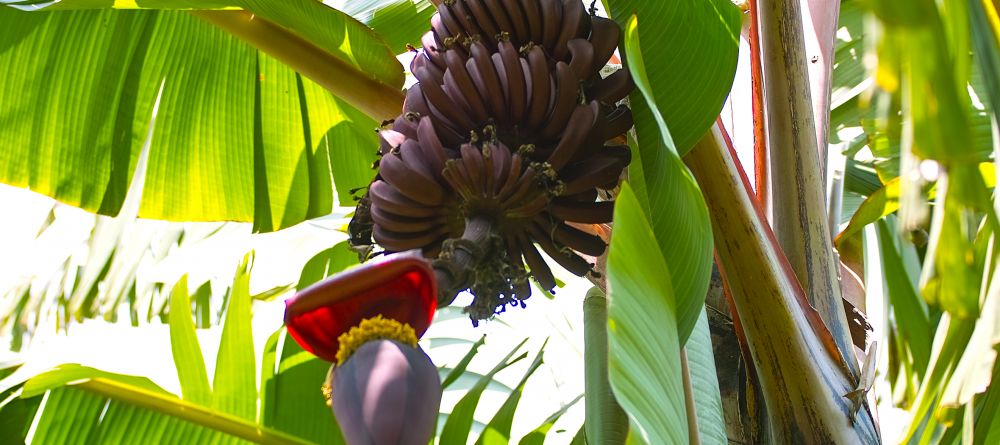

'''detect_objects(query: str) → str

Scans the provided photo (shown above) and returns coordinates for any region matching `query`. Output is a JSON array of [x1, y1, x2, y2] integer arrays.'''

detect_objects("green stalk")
[[583, 287, 628, 444], [757, 0, 858, 377], [78, 378, 310, 445], [192, 10, 405, 120], [685, 124, 878, 443], [679, 349, 701, 445]]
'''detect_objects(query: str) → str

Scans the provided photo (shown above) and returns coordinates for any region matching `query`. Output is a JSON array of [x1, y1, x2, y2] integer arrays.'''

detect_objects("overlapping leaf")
[[341, 0, 436, 54], [0, 2, 389, 230], [685, 308, 725, 445], [618, 14, 714, 344], [607, 0, 740, 153], [606, 184, 687, 444], [260, 330, 346, 444]]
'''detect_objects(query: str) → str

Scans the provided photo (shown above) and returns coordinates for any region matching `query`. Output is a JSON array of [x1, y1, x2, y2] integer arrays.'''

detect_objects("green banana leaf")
[[441, 334, 487, 389], [257, 240, 361, 443], [685, 308, 726, 445], [619, 14, 714, 344], [340, 0, 437, 54], [260, 329, 346, 444], [516, 394, 582, 445], [20, 365, 308, 444], [599, 14, 721, 443], [168, 274, 212, 406], [296, 241, 360, 291], [0, 0, 403, 230], [830, 0, 869, 111], [439, 339, 527, 444], [212, 254, 257, 421], [876, 219, 933, 378], [606, 183, 688, 444], [607, 0, 740, 154], [475, 341, 546, 445]]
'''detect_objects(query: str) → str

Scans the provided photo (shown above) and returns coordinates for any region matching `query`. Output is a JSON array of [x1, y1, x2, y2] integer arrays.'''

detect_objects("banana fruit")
[[354, 0, 637, 319]]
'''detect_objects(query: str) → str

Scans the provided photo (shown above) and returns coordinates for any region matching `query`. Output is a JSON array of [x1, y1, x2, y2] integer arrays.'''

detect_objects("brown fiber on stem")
[[685, 123, 878, 443], [756, 0, 859, 377]]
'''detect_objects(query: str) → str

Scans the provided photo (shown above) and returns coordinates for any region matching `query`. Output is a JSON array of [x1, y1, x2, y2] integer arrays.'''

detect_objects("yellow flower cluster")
[[335, 315, 418, 366]]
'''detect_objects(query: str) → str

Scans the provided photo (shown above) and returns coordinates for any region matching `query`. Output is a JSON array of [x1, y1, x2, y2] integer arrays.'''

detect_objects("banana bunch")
[[352, 0, 634, 319], [409, 0, 632, 142]]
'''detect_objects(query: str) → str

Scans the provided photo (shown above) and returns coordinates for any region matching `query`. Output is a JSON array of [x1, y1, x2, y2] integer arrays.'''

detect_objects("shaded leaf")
[[685, 308, 726, 445], [831, 0, 869, 109], [876, 220, 932, 376], [297, 242, 360, 291], [836, 176, 905, 254], [618, 13, 714, 344], [606, 0, 741, 153], [836, 163, 994, 259], [0, 395, 41, 445], [974, 360, 1000, 445], [261, 329, 345, 444]]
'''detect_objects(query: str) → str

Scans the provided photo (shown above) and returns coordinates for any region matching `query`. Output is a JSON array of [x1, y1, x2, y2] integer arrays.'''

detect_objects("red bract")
[[284, 251, 437, 362]]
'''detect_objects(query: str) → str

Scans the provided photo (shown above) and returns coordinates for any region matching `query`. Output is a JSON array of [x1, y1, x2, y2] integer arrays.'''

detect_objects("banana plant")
[[2, 0, 1000, 443]]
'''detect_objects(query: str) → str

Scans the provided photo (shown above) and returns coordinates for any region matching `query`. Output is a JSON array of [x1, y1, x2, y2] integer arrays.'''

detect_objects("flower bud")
[[330, 340, 441, 445]]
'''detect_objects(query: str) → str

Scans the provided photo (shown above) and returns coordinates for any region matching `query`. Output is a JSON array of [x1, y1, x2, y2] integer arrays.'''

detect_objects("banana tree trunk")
[[756, 0, 859, 377], [685, 123, 879, 443]]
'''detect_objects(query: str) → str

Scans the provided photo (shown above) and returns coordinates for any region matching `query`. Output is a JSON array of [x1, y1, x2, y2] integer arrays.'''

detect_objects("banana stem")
[[433, 215, 496, 306], [757, 0, 858, 376], [192, 10, 404, 120], [685, 124, 879, 443]]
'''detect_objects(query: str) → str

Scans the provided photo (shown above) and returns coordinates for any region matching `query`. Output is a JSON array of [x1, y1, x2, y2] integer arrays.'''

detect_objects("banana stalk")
[[432, 215, 496, 306], [685, 123, 880, 443], [192, 10, 405, 120]]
